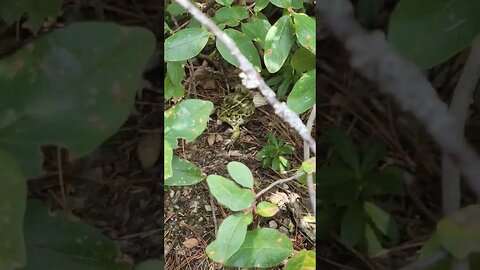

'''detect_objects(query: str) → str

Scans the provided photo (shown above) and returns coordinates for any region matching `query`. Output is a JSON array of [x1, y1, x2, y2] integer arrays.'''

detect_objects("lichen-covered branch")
[[174, 0, 316, 155], [317, 0, 480, 198]]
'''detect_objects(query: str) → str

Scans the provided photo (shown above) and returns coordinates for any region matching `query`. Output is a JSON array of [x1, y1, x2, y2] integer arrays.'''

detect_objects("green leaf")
[[165, 156, 205, 186], [436, 204, 480, 259], [214, 6, 249, 27], [269, 0, 292, 9], [388, 0, 480, 70], [327, 128, 360, 172], [284, 250, 315, 270], [164, 22, 171, 35], [360, 144, 386, 174], [164, 75, 185, 100], [215, 0, 233, 6], [206, 175, 254, 211], [364, 201, 398, 242], [298, 157, 315, 174], [254, 0, 269, 12], [137, 259, 163, 270], [0, 22, 155, 179], [317, 167, 355, 187], [224, 228, 293, 268], [0, 0, 62, 33], [341, 204, 366, 247], [364, 224, 384, 256], [293, 14, 315, 54], [264, 15, 294, 73], [363, 168, 404, 196], [241, 18, 271, 47], [167, 61, 185, 85], [216, 29, 262, 72], [227, 161, 254, 188], [256, 201, 279, 217], [291, 47, 316, 73], [206, 213, 253, 262], [0, 150, 26, 270], [164, 99, 213, 148], [164, 28, 209, 62], [164, 140, 173, 179], [165, 1, 186, 16], [287, 69, 315, 114], [21, 200, 132, 270]]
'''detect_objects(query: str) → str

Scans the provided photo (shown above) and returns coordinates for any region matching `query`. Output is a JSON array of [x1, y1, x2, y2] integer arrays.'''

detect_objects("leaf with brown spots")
[[0, 22, 155, 178]]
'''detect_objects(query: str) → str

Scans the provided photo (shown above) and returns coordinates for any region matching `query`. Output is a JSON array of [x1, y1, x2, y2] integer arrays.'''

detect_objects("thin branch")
[[304, 104, 317, 216], [174, 0, 316, 155], [317, 0, 480, 198], [255, 172, 305, 200]]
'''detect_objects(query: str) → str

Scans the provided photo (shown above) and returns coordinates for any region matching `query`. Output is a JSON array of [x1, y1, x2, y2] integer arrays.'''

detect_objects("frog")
[[217, 84, 263, 146]]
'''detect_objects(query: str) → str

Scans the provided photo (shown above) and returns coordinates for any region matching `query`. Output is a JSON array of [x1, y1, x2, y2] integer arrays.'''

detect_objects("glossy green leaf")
[[206, 213, 253, 263], [165, 156, 205, 186], [256, 201, 279, 217], [327, 128, 360, 172], [437, 204, 480, 259], [137, 259, 163, 270], [254, 0, 269, 12], [164, 28, 209, 62], [269, 0, 292, 8], [164, 75, 185, 100], [214, 6, 248, 27], [0, 0, 62, 33], [360, 144, 386, 173], [215, 0, 233, 6], [293, 14, 315, 54], [285, 250, 315, 270], [227, 161, 254, 188], [364, 201, 398, 242], [388, 0, 480, 69], [164, 99, 213, 148], [224, 228, 293, 268], [167, 62, 185, 85], [164, 140, 173, 180], [241, 18, 271, 47], [341, 204, 366, 247], [264, 15, 294, 73], [291, 47, 316, 73], [364, 224, 384, 256], [207, 175, 254, 211], [21, 200, 132, 270], [0, 150, 26, 270], [165, 1, 186, 16], [287, 69, 315, 114], [216, 29, 261, 72], [0, 22, 155, 179], [299, 157, 316, 174]]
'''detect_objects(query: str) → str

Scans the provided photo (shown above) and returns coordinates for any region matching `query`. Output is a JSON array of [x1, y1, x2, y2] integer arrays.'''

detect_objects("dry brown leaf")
[[182, 238, 199, 248]]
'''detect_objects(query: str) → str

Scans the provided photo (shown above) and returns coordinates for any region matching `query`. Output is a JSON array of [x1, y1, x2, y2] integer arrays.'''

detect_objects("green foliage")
[[164, 28, 210, 62], [256, 133, 294, 173], [388, 0, 480, 70], [0, 151, 26, 270], [0, 22, 155, 179], [22, 200, 132, 270], [256, 201, 279, 217], [0, 0, 62, 33], [227, 161, 254, 188], [216, 29, 262, 72], [214, 6, 249, 27], [264, 15, 294, 73], [319, 128, 404, 254], [284, 250, 315, 270], [165, 156, 205, 186], [287, 69, 315, 114], [205, 162, 298, 268]]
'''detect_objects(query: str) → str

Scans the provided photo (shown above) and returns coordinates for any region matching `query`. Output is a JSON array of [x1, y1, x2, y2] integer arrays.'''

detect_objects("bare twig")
[[174, 0, 316, 155], [317, 0, 480, 198], [254, 172, 305, 200], [304, 104, 316, 216]]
